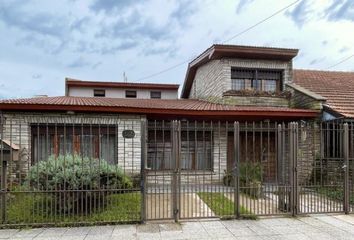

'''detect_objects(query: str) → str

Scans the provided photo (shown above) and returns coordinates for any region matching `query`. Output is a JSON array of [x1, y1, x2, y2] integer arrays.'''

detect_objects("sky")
[[0, 0, 353, 99]]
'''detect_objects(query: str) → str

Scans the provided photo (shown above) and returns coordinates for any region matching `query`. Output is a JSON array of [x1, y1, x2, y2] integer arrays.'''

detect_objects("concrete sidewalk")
[[2, 214, 354, 239]]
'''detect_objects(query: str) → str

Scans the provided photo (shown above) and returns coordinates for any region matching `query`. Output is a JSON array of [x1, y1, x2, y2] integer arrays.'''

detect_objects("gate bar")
[[233, 122, 240, 218], [140, 119, 147, 223], [343, 123, 349, 214]]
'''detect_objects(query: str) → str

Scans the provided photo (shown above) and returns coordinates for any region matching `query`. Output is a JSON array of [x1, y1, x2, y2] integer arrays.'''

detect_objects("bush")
[[223, 162, 262, 198], [27, 154, 133, 214]]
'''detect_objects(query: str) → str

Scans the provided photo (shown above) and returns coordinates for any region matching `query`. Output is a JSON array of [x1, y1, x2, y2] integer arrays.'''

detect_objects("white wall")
[[68, 87, 178, 99]]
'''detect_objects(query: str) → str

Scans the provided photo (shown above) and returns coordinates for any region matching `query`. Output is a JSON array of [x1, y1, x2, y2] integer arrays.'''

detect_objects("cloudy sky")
[[0, 0, 353, 99]]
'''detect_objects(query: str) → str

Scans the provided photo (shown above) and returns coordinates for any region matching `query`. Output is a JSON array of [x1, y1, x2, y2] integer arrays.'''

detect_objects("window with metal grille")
[[231, 79, 245, 90], [125, 90, 137, 98], [31, 125, 117, 165], [231, 68, 282, 92], [150, 91, 161, 99], [147, 130, 213, 171], [93, 89, 105, 97]]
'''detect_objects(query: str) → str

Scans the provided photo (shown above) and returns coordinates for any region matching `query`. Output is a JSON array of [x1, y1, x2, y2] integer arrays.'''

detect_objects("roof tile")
[[294, 69, 354, 117]]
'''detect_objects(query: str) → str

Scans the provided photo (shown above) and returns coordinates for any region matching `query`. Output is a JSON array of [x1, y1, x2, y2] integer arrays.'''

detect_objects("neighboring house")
[[291, 70, 354, 121], [65, 78, 179, 99], [0, 44, 349, 185]]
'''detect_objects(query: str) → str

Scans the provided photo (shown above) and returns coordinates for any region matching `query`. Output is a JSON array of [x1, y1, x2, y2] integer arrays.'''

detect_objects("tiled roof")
[[0, 96, 318, 119], [293, 69, 354, 118]]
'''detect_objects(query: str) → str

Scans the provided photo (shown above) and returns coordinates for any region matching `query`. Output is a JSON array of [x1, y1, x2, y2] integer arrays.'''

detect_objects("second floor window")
[[150, 91, 161, 99], [93, 89, 105, 97], [125, 90, 137, 98], [231, 68, 282, 92]]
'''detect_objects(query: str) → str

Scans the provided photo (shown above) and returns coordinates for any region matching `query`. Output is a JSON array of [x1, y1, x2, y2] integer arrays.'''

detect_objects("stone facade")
[[1, 112, 144, 184], [286, 83, 325, 111], [222, 96, 289, 107], [189, 58, 293, 108]]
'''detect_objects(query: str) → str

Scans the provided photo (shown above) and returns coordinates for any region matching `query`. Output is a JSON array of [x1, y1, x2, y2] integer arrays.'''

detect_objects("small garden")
[[197, 192, 256, 219], [223, 161, 262, 199], [5, 154, 141, 225]]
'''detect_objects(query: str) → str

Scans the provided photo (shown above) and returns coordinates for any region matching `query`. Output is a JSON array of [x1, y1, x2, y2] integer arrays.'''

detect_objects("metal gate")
[[144, 120, 299, 221], [1, 115, 354, 227]]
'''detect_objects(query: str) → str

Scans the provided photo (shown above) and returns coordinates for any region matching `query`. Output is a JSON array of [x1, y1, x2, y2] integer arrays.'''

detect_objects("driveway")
[[2, 214, 354, 239]]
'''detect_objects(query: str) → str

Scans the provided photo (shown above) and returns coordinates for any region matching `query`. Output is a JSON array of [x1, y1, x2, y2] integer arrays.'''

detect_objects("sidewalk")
[[1, 214, 354, 239]]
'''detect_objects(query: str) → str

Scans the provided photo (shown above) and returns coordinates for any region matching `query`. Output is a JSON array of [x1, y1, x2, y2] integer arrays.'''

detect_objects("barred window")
[[31, 125, 117, 165], [264, 79, 277, 92], [231, 68, 282, 92], [231, 79, 245, 90]]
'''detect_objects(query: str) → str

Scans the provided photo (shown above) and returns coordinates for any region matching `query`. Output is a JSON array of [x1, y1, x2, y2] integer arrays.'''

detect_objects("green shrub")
[[27, 154, 133, 214], [223, 162, 262, 198], [239, 161, 262, 185]]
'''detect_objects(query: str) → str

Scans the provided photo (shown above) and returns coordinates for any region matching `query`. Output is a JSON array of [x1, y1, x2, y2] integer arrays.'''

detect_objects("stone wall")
[[287, 84, 325, 111], [189, 59, 225, 99], [1, 112, 145, 184], [188, 57, 294, 107], [297, 122, 321, 185], [221, 96, 289, 107]]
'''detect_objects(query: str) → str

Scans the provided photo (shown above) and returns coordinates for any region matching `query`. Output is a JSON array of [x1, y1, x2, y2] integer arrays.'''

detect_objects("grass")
[[316, 186, 354, 205], [6, 192, 141, 225], [197, 192, 257, 220]]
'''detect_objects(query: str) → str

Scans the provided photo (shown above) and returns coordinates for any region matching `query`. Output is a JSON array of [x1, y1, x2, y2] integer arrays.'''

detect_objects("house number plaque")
[[122, 130, 135, 139]]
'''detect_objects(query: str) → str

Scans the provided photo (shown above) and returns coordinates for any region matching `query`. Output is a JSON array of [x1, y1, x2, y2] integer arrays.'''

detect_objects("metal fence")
[[1, 115, 354, 227], [0, 114, 142, 227]]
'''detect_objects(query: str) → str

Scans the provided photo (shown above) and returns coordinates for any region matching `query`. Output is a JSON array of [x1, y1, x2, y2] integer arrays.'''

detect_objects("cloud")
[[339, 46, 350, 53], [285, 0, 313, 28], [67, 57, 92, 68], [89, 0, 142, 14], [0, 2, 68, 38], [325, 0, 354, 21], [97, 10, 171, 42], [236, 0, 255, 14], [171, 0, 199, 26], [32, 74, 42, 79], [92, 61, 102, 69], [309, 57, 326, 66]]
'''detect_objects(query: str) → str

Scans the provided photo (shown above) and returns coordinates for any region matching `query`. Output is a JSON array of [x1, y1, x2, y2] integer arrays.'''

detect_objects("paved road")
[[2, 214, 354, 239]]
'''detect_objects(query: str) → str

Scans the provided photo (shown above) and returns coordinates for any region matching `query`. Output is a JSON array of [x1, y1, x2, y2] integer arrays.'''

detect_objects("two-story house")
[[2, 44, 354, 222], [0, 44, 323, 182]]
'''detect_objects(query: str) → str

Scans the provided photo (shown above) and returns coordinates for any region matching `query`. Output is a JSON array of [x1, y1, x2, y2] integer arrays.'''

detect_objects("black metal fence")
[[1, 114, 354, 227]]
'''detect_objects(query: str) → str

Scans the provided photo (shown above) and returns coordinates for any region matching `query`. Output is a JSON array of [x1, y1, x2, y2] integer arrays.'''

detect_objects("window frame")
[[231, 67, 283, 92], [93, 89, 106, 97], [125, 90, 137, 98], [31, 124, 117, 165], [147, 129, 213, 171], [150, 91, 162, 99]]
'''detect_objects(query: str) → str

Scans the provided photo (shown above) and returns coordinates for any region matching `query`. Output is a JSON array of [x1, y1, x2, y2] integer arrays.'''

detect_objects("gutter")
[[0, 103, 319, 118]]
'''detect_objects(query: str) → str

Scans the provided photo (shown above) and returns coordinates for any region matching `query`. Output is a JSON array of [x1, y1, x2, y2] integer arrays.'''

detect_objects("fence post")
[[140, 119, 147, 223], [343, 123, 349, 214], [0, 112, 6, 224], [293, 122, 299, 216], [171, 120, 180, 222], [233, 122, 240, 219], [277, 124, 284, 212]]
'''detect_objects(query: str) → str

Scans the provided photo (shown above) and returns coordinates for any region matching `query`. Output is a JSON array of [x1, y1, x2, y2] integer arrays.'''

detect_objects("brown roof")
[[0, 96, 318, 120], [66, 78, 179, 92], [293, 69, 354, 118], [181, 44, 299, 98]]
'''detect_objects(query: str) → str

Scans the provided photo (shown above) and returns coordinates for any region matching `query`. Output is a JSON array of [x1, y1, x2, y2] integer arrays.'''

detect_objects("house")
[[65, 78, 179, 99], [0, 44, 321, 182], [1, 44, 353, 222]]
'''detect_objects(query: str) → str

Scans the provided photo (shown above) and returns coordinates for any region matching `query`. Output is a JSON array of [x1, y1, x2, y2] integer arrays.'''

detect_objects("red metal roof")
[[0, 96, 318, 120], [293, 69, 354, 118], [66, 78, 179, 90]]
